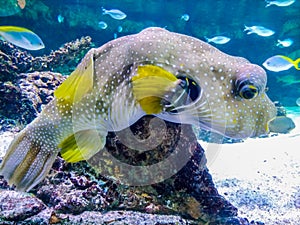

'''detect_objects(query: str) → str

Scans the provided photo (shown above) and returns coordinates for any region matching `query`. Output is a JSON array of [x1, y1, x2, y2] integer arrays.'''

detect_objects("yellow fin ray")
[[59, 129, 106, 163], [132, 65, 179, 114], [54, 53, 94, 106]]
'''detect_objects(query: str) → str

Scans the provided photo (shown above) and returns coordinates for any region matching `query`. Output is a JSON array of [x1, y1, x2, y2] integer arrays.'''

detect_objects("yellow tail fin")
[[294, 57, 300, 70], [280, 55, 300, 70]]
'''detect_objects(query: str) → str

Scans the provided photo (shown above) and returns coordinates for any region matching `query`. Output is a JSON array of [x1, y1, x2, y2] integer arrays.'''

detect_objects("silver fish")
[[180, 14, 190, 22], [244, 25, 275, 37], [204, 36, 231, 44], [0, 27, 276, 191], [98, 21, 108, 29], [265, 0, 295, 7], [262, 55, 299, 72], [102, 7, 126, 20], [276, 38, 293, 48]]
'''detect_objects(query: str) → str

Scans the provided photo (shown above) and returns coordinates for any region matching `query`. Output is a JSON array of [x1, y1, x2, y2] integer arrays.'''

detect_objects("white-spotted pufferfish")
[[0, 27, 276, 191]]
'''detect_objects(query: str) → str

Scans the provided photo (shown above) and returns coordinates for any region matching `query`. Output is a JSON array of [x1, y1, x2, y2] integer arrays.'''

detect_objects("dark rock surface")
[[0, 72, 65, 131], [0, 115, 256, 225]]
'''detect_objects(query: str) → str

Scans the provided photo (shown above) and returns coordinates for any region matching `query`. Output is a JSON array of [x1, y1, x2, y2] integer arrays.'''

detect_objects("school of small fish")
[[0, 27, 277, 191]]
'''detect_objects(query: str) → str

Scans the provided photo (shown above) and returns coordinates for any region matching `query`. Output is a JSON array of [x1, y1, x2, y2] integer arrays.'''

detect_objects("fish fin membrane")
[[0, 26, 33, 33], [59, 129, 106, 163], [54, 52, 94, 107], [0, 128, 59, 192], [132, 65, 179, 114], [294, 58, 300, 70]]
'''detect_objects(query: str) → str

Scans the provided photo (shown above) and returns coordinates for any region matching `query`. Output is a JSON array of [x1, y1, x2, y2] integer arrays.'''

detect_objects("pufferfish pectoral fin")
[[131, 65, 180, 114], [54, 50, 94, 107], [59, 129, 106, 163]]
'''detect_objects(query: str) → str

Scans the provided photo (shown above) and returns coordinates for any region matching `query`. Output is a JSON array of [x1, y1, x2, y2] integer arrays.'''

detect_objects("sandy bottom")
[[202, 108, 300, 224]]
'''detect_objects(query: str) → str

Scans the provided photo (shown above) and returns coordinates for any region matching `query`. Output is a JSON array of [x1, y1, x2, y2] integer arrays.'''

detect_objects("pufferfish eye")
[[238, 84, 258, 99], [236, 80, 259, 99], [234, 65, 266, 100]]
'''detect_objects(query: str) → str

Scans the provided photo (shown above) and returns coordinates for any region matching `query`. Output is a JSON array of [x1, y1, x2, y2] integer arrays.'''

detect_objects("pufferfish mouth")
[[163, 75, 201, 113]]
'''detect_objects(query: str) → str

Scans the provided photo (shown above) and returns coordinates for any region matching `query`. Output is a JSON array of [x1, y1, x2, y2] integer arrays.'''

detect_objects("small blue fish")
[[113, 33, 118, 39], [204, 36, 230, 44], [57, 14, 64, 23], [276, 38, 293, 48], [265, 0, 295, 7], [244, 25, 275, 37], [98, 21, 108, 29], [102, 7, 127, 20], [117, 25, 123, 33], [0, 26, 45, 50], [262, 55, 300, 72], [180, 14, 190, 22]]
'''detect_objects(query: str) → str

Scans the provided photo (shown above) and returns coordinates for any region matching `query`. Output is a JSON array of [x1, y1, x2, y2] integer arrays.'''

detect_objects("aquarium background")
[[1, 0, 300, 106]]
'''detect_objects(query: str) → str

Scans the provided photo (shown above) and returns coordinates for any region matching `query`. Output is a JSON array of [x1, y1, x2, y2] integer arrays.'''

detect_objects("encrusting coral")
[[0, 36, 93, 130]]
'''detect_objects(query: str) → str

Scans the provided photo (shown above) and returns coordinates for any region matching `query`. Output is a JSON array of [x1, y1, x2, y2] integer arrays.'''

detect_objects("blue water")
[[1, 0, 300, 106]]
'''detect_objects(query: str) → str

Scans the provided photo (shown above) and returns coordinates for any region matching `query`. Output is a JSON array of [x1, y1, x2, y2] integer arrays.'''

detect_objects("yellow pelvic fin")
[[279, 55, 300, 70], [132, 65, 179, 114], [54, 54, 94, 106], [59, 129, 106, 163]]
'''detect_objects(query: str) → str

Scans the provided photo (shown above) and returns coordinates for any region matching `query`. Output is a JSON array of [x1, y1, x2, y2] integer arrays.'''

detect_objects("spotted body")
[[0, 27, 276, 191]]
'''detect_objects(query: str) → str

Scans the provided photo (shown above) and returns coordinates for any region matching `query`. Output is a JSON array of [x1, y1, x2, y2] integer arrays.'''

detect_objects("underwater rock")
[[0, 116, 258, 224], [269, 116, 295, 134], [0, 36, 93, 130], [0, 36, 94, 80], [0, 72, 65, 131], [0, 190, 45, 221], [17, 72, 65, 113], [268, 101, 295, 134]]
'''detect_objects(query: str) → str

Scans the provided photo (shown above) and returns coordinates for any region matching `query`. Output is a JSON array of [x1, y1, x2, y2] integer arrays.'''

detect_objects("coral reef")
[[0, 72, 65, 131], [0, 36, 94, 130], [0, 36, 94, 81], [0, 190, 45, 221]]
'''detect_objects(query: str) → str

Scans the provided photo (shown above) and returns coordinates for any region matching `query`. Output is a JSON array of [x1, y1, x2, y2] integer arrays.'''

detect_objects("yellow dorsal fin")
[[0, 26, 33, 33], [59, 129, 106, 163], [54, 52, 94, 105], [132, 65, 179, 114]]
